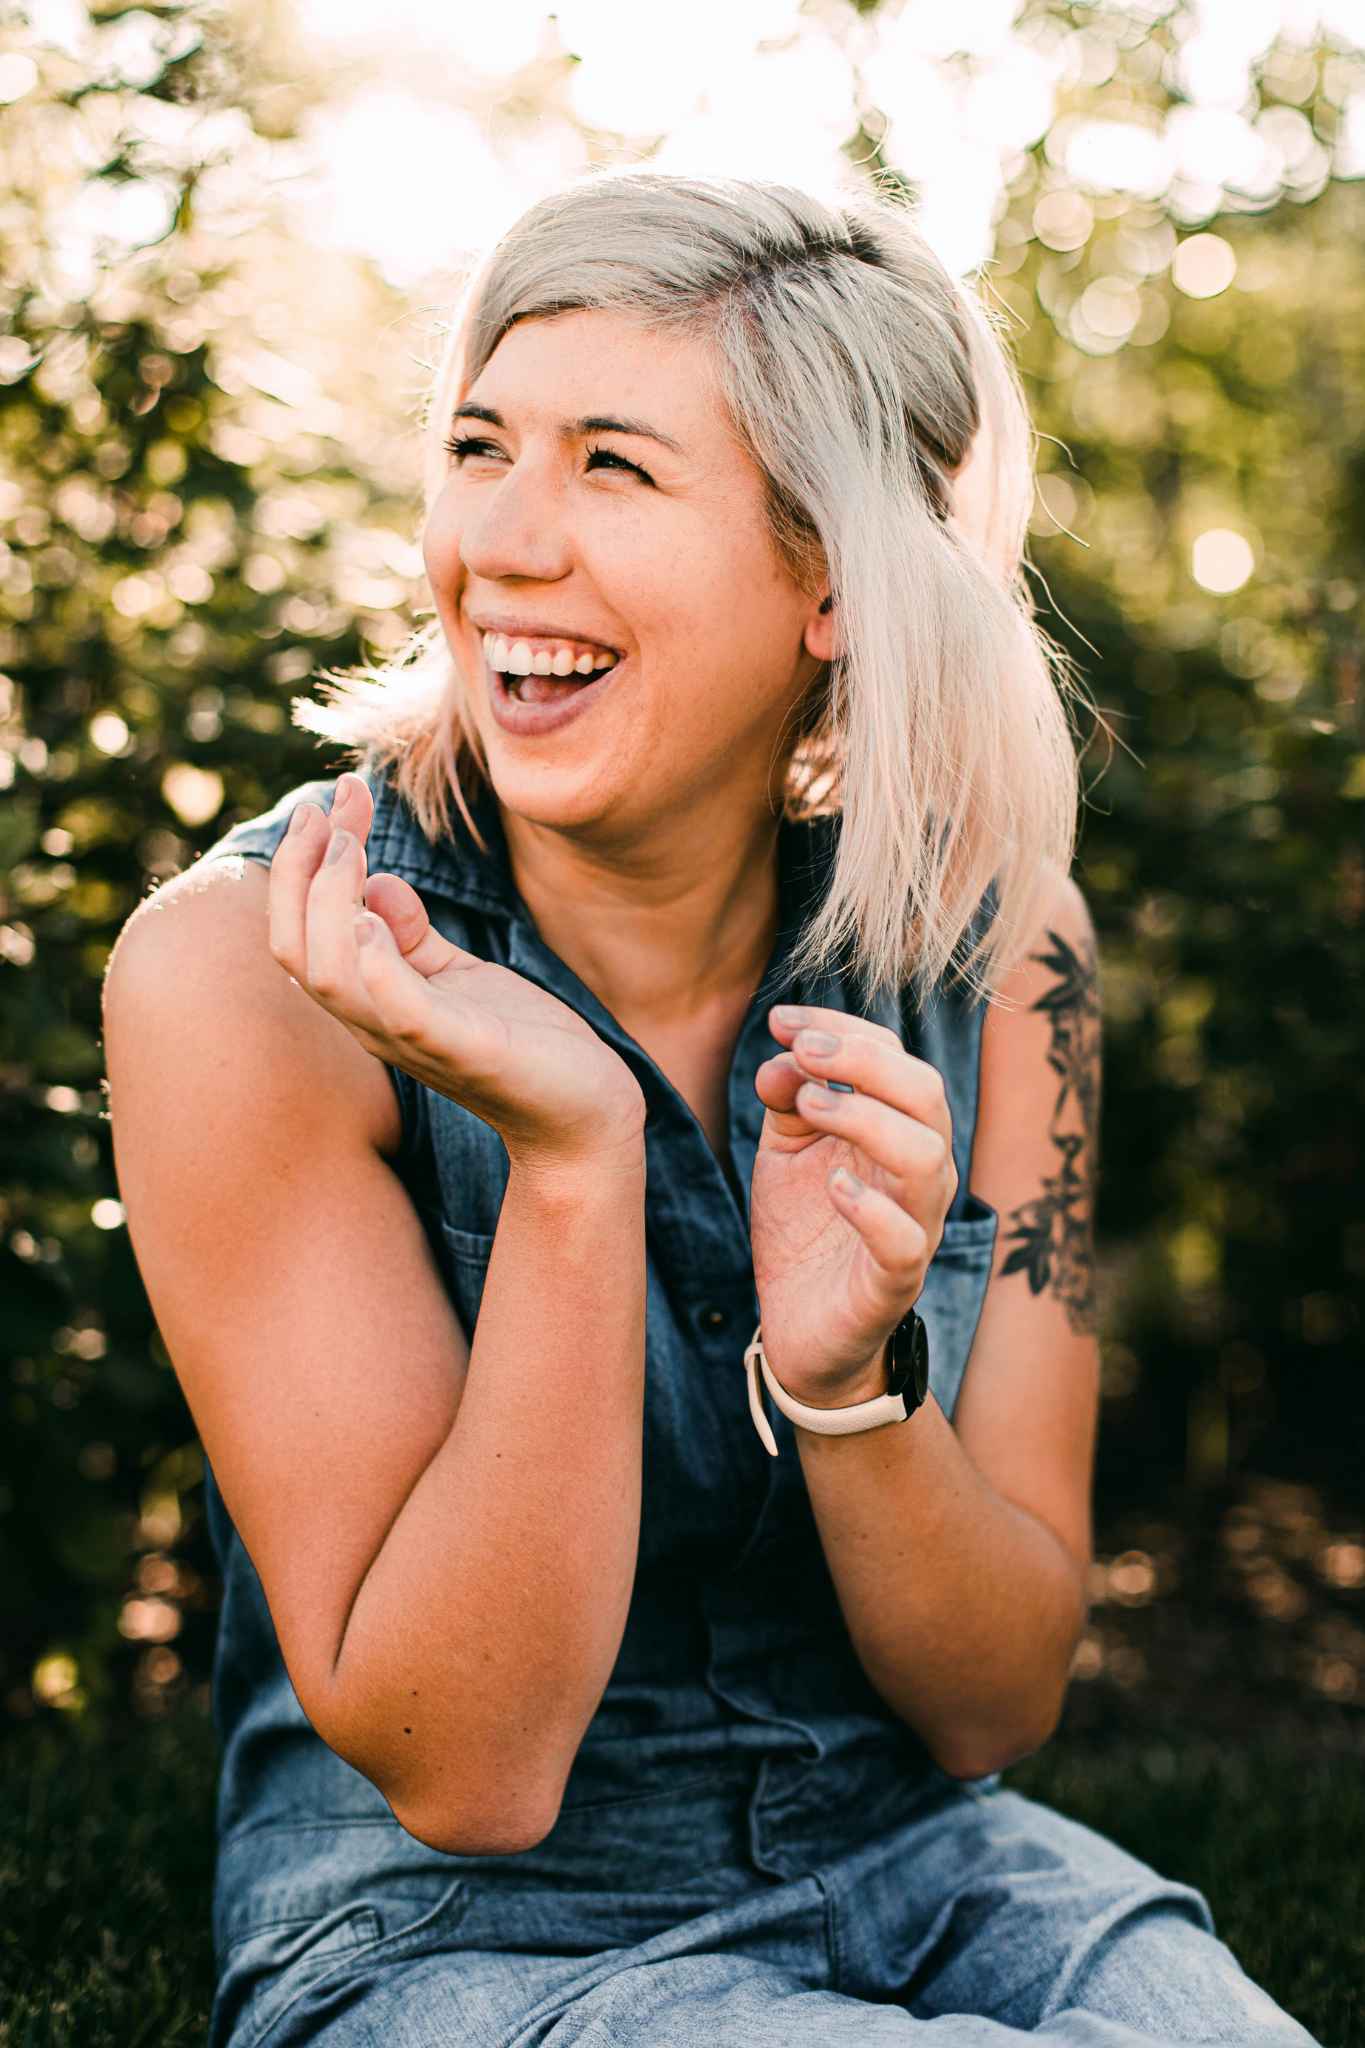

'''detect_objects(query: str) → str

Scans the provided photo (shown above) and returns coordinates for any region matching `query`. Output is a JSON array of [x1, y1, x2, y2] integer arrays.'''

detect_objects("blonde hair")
[[297, 169, 1100, 1010]]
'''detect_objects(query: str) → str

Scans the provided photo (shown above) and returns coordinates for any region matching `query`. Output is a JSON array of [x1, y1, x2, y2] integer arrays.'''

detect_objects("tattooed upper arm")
[[950, 867, 1102, 1585]]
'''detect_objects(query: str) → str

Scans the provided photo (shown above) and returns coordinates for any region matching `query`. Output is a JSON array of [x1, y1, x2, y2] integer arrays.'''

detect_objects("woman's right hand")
[[268, 772, 647, 1172]]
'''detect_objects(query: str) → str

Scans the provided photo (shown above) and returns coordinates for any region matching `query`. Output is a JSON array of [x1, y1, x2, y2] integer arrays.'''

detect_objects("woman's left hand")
[[750, 1007, 959, 1401]]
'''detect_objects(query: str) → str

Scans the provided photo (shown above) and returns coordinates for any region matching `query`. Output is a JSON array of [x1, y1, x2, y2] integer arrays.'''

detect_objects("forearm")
[[328, 1142, 648, 1850], [795, 1376, 1088, 1779]]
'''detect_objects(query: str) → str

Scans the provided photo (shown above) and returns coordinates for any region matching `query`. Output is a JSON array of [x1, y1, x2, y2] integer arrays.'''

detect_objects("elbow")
[[312, 1721, 559, 1859], [306, 1674, 562, 1858], [931, 1572, 1087, 1784], [389, 1782, 561, 1859], [931, 1687, 1068, 1784], [934, 1727, 1047, 1784]]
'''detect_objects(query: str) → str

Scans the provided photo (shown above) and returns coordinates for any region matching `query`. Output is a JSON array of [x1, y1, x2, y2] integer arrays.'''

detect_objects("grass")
[[0, 1705, 1359, 2046]]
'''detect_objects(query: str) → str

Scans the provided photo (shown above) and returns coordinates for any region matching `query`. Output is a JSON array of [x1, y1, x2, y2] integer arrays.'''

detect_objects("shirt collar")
[[365, 761, 841, 955]]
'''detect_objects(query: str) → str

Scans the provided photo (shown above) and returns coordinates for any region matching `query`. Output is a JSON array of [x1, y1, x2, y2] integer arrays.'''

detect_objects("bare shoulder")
[[106, 852, 403, 1160]]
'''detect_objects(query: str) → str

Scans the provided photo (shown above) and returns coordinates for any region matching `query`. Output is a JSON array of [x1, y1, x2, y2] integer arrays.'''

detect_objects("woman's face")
[[422, 308, 833, 842]]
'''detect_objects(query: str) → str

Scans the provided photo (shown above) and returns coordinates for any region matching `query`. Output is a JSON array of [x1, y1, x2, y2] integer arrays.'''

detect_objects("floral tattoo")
[[998, 926, 1101, 1336]]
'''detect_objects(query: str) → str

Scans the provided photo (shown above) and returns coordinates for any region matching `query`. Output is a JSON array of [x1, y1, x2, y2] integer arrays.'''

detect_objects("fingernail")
[[354, 915, 375, 946], [325, 829, 351, 865], [797, 1029, 840, 1056], [771, 1006, 800, 1025], [287, 804, 312, 835]]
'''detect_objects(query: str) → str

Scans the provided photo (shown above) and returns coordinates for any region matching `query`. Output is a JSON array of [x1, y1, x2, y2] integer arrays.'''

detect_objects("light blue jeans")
[[209, 1771, 1320, 2046]]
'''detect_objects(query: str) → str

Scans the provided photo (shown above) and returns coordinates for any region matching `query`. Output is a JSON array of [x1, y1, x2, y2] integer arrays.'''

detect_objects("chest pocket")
[[914, 1194, 999, 1424], [425, 1092, 509, 1335]]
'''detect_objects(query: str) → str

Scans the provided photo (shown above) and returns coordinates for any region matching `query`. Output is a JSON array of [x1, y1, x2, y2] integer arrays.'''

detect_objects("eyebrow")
[[452, 402, 685, 456]]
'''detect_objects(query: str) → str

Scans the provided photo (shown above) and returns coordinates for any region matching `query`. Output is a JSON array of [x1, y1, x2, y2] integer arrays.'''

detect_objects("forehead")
[[471, 309, 726, 440]]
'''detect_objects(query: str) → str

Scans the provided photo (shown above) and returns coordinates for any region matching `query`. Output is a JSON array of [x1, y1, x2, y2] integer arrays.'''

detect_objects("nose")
[[456, 452, 575, 589]]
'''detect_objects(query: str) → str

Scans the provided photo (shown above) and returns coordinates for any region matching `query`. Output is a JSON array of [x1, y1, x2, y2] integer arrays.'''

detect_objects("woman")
[[103, 172, 1318, 2045]]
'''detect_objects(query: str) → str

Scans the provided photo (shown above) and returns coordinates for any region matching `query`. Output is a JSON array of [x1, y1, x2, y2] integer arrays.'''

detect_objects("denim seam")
[[218, 1813, 432, 1849], [220, 1905, 382, 1959], [1034, 1878, 1220, 2026], [250, 1880, 471, 2048], [815, 1865, 844, 1996], [558, 1769, 754, 1817]]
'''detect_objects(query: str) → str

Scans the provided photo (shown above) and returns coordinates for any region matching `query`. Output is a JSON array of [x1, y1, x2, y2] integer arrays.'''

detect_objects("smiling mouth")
[[493, 656, 627, 700]]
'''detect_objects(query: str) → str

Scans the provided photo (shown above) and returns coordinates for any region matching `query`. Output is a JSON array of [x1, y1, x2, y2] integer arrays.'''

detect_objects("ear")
[[803, 593, 839, 666]]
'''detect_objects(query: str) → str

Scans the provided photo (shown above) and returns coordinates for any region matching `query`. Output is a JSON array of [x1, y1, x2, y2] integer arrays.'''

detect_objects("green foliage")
[[1, 0, 1361, 1740], [1004, 175, 1365, 1505], [1, 2, 415, 1729]]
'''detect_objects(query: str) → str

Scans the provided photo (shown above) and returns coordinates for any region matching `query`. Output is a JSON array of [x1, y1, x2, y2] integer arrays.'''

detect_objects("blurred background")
[[1, 0, 1363, 2029]]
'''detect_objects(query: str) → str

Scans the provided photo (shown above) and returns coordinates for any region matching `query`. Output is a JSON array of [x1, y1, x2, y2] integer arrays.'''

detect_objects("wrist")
[[781, 1341, 890, 1410], [506, 1130, 646, 1202]]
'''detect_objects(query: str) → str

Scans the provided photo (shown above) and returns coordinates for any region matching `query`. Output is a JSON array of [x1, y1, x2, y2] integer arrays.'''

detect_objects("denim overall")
[[195, 765, 1318, 2047]]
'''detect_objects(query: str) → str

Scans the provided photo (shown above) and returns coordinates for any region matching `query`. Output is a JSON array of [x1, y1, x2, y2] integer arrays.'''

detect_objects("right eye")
[[444, 435, 499, 461], [441, 436, 653, 484]]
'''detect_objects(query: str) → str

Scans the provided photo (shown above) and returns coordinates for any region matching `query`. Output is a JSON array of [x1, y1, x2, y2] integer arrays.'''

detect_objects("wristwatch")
[[743, 1306, 930, 1457]]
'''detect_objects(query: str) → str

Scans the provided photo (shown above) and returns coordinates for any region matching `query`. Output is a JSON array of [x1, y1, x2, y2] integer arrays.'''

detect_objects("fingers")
[[349, 901, 436, 1049], [762, 1009, 956, 1198], [269, 771, 374, 985], [268, 773, 491, 1070], [304, 816, 371, 1005], [826, 1169, 930, 1295], [270, 773, 403, 1051], [768, 1007, 951, 1141], [359, 870, 468, 984]]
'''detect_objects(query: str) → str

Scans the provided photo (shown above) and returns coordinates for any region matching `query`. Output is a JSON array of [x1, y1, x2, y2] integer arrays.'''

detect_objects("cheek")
[[421, 494, 462, 587]]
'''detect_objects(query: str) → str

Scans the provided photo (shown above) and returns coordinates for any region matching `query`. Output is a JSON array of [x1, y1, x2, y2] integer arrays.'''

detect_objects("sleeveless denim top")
[[196, 759, 1002, 1938]]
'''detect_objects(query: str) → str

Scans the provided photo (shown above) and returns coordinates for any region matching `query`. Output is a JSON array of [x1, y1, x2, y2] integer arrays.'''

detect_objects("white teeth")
[[480, 630, 619, 677]]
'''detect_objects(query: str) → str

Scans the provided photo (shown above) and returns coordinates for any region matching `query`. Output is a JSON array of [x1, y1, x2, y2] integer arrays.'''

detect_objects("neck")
[[495, 796, 786, 1029]]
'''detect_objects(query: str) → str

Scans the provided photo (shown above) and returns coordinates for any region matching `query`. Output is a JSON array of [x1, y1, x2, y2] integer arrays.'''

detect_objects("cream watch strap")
[[742, 1321, 908, 1457]]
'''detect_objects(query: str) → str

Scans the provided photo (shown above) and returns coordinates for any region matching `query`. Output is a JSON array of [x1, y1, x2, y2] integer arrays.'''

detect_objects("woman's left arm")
[[794, 868, 1102, 1780]]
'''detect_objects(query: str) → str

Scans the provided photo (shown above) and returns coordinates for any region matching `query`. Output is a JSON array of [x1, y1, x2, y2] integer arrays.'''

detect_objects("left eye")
[[441, 436, 653, 484]]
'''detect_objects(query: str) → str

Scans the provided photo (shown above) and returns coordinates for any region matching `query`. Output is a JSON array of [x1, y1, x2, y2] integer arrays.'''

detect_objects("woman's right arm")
[[102, 863, 648, 1857]]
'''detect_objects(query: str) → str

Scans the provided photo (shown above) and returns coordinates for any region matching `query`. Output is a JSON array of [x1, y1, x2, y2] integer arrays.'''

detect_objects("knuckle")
[[910, 1052, 946, 1097], [902, 1218, 928, 1272]]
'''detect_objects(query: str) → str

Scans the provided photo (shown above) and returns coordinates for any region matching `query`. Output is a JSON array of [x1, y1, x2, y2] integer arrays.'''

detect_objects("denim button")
[[700, 1306, 727, 1329]]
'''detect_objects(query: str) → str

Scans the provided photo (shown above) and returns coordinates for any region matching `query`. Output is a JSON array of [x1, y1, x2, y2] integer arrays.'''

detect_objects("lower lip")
[[487, 657, 627, 737]]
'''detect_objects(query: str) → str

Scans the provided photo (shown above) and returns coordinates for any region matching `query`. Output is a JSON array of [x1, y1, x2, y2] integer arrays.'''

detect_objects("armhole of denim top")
[[904, 874, 999, 1228], [920, 878, 1006, 1798], [193, 779, 421, 1178], [880, 877, 1001, 1444]]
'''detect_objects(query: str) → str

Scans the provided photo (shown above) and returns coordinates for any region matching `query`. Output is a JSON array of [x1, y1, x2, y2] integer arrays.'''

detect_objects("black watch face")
[[888, 1310, 929, 1408], [910, 1313, 929, 1405]]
